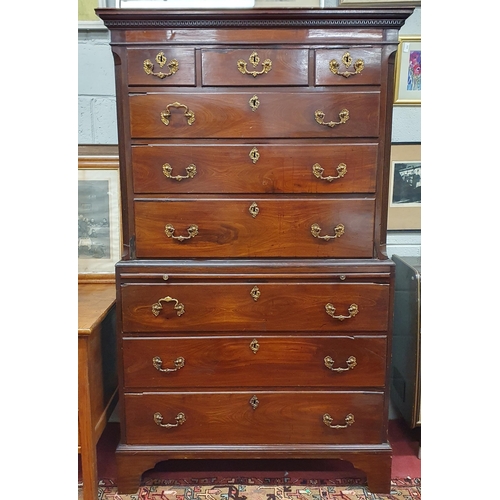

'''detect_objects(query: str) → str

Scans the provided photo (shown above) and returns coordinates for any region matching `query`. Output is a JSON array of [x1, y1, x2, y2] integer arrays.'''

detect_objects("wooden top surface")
[[78, 283, 117, 335]]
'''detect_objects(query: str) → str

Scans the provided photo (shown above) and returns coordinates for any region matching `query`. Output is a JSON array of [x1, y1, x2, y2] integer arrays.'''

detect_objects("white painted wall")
[[78, 5, 421, 257]]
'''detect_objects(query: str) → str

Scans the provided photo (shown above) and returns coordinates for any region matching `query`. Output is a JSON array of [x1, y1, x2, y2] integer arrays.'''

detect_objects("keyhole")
[[249, 51, 260, 66], [156, 52, 167, 67], [249, 95, 260, 111], [249, 147, 260, 163]]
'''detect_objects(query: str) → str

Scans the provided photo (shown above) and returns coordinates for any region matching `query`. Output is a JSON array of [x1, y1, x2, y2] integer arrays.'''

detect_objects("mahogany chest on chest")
[[96, 7, 413, 494]]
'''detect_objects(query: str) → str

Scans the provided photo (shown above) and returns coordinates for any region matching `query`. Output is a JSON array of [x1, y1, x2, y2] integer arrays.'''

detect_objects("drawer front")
[[122, 336, 387, 389], [123, 391, 385, 445], [134, 198, 375, 258], [201, 49, 308, 86], [129, 91, 380, 139], [131, 143, 378, 194], [315, 48, 382, 86], [127, 48, 196, 86], [120, 282, 390, 333]]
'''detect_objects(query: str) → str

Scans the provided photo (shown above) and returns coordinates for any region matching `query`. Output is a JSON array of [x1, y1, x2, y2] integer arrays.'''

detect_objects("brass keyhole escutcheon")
[[250, 339, 260, 354], [249, 395, 259, 410], [249, 95, 260, 112], [329, 52, 364, 78], [156, 51, 167, 67], [237, 51, 272, 77], [249, 147, 260, 164], [249, 202, 260, 218], [250, 286, 261, 301]]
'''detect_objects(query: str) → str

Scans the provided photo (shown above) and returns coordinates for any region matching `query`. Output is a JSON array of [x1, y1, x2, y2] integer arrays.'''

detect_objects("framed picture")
[[387, 143, 421, 230], [394, 36, 421, 105], [78, 148, 121, 282], [339, 0, 420, 5]]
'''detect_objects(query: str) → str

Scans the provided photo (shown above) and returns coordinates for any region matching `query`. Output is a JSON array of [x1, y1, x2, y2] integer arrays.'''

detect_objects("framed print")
[[388, 143, 421, 230], [394, 36, 421, 105], [78, 149, 121, 282]]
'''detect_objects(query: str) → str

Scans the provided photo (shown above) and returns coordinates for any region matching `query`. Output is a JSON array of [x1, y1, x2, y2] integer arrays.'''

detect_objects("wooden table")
[[78, 283, 118, 500]]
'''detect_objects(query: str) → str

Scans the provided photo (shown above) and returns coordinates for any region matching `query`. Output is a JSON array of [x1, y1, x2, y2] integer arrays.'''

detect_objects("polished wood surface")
[[78, 284, 118, 500], [122, 336, 387, 389], [96, 7, 413, 495]]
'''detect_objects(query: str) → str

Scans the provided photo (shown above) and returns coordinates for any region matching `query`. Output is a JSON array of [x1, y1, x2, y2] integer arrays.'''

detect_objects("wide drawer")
[[127, 48, 196, 86], [128, 91, 380, 139], [315, 48, 382, 86], [123, 391, 385, 445], [201, 49, 308, 86], [134, 197, 375, 258], [131, 143, 378, 194], [120, 281, 390, 333], [122, 336, 387, 389]]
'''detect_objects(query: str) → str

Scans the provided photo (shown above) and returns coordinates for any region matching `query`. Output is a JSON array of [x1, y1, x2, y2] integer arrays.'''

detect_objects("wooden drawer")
[[123, 391, 385, 445], [127, 48, 196, 86], [131, 143, 378, 194], [120, 281, 390, 333], [134, 197, 375, 258], [201, 49, 308, 86], [128, 91, 380, 139], [122, 336, 388, 389], [315, 48, 382, 86]]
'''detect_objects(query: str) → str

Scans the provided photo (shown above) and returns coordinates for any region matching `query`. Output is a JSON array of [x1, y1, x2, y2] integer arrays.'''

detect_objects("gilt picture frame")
[[387, 143, 421, 230], [78, 148, 121, 282], [394, 36, 421, 105]]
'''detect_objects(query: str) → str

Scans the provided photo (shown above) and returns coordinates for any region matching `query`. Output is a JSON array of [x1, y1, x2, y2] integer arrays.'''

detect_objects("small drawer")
[[122, 336, 388, 389], [133, 197, 375, 258], [315, 48, 382, 86], [201, 49, 308, 86], [131, 143, 378, 194], [120, 281, 390, 333], [128, 91, 380, 139], [123, 391, 385, 445], [127, 48, 196, 86]]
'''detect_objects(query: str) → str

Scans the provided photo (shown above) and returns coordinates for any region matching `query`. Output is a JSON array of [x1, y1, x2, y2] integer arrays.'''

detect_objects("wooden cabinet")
[[96, 7, 413, 495]]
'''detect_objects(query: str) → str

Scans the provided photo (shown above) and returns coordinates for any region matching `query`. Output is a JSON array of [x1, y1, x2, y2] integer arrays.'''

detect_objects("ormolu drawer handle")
[[329, 52, 364, 78], [311, 223, 345, 241], [152, 296, 185, 317], [154, 411, 186, 428], [143, 52, 179, 79], [163, 163, 197, 181], [324, 355, 357, 372], [312, 163, 347, 182], [314, 109, 349, 128], [237, 51, 272, 77], [165, 224, 199, 241], [152, 356, 185, 372], [160, 102, 195, 126], [323, 413, 355, 429], [325, 303, 359, 321]]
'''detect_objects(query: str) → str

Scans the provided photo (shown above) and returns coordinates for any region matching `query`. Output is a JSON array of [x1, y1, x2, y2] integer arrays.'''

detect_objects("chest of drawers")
[[96, 7, 413, 495]]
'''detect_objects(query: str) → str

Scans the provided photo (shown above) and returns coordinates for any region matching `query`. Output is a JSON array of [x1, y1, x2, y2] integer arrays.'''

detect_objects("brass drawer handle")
[[165, 224, 199, 241], [323, 413, 355, 429], [329, 52, 364, 78], [311, 223, 345, 241], [162, 163, 197, 181], [152, 296, 185, 317], [325, 303, 359, 321], [324, 355, 357, 372], [314, 109, 349, 128], [237, 51, 272, 77], [312, 163, 347, 182], [152, 356, 185, 372], [143, 52, 179, 79], [154, 411, 186, 428], [160, 102, 195, 126]]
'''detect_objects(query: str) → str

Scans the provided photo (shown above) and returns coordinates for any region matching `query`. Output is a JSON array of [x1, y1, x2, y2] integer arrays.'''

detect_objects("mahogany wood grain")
[[133, 197, 375, 258], [120, 281, 390, 333], [122, 335, 387, 389], [131, 143, 378, 194], [128, 91, 380, 139], [123, 391, 385, 445], [201, 49, 308, 86]]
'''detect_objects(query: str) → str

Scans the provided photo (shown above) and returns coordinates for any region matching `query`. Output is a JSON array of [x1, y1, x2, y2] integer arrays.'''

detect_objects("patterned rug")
[[79, 477, 420, 500]]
